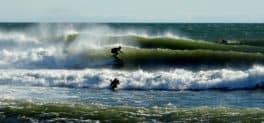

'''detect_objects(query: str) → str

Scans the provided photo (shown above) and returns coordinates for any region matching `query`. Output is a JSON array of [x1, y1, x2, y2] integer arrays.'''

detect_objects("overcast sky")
[[0, 0, 263, 22]]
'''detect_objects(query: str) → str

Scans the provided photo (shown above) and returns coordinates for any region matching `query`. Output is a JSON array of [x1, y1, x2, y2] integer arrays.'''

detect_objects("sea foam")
[[0, 66, 263, 90]]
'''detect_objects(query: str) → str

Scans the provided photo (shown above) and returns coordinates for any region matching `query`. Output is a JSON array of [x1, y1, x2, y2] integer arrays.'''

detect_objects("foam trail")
[[0, 65, 263, 90]]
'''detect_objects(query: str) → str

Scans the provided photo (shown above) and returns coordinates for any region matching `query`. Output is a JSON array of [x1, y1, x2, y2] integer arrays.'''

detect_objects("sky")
[[0, 0, 263, 22]]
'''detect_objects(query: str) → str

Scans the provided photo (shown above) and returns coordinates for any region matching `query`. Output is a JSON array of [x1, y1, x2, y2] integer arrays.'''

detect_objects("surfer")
[[110, 78, 120, 90], [111, 46, 123, 59], [220, 39, 228, 44], [111, 46, 124, 69]]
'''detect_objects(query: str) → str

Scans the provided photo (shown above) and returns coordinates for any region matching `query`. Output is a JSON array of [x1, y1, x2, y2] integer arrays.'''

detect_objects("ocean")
[[0, 23, 263, 122]]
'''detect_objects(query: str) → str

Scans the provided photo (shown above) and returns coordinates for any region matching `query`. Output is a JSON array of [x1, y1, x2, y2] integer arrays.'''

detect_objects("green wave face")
[[81, 48, 264, 69], [64, 34, 264, 68], [0, 100, 263, 123], [65, 34, 264, 53], [130, 36, 264, 53]]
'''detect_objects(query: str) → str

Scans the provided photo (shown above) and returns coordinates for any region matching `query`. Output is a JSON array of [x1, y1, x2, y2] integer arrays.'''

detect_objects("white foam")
[[0, 46, 67, 68], [0, 66, 263, 90], [0, 24, 189, 69], [0, 32, 39, 44]]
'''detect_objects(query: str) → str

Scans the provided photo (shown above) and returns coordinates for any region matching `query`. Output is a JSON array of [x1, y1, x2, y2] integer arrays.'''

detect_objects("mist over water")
[[0, 23, 190, 69]]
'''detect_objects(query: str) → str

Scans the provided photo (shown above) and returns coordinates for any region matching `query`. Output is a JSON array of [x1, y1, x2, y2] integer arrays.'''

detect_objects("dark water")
[[1, 23, 264, 41]]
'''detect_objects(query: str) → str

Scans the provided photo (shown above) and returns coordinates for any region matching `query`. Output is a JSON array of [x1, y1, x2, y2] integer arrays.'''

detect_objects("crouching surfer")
[[111, 46, 123, 59], [110, 78, 120, 91], [111, 46, 124, 69]]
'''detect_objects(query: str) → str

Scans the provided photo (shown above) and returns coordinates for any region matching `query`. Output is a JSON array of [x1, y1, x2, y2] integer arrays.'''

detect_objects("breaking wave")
[[0, 24, 264, 69], [0, 23, 264, 90], [0, 65, 263, 90]]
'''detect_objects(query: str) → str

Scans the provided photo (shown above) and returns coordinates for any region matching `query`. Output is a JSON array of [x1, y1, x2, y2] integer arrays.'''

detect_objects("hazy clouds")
[[0, 0, 263, 22]]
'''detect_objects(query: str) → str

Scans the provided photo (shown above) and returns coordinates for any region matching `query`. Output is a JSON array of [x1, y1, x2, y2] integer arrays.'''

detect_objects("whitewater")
[[0, 23, 263, 122], [0, 66, 263, 90], [0, 23, 263, 90]]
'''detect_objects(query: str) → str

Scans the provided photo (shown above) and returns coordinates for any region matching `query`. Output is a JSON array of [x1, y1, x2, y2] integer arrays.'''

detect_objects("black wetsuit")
[[111, 47, 124, 68], [111, 47, 122, 58], [221, 40, 228, 44], [110, 78, 120, 90]]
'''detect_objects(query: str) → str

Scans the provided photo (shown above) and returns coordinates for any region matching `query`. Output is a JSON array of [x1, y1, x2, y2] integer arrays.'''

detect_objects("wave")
[[0, 65, 264, 90], [1, 47, 264, 69], [65, 35, 264, 53], [1, 24, 264, 69], [133, 36, 264, 53], [108, 48, 264, 68], [0, 100, 263, 122]]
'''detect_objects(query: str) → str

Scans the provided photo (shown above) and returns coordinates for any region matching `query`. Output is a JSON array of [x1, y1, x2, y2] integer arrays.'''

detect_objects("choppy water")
[[0, 86, 263, 108], [0, 86, 263, 122]]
